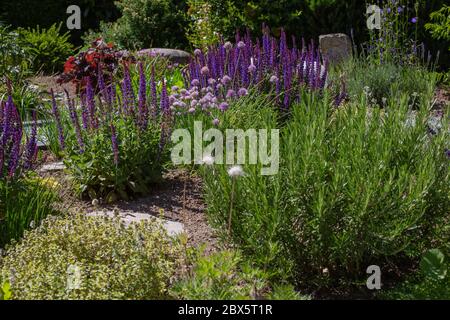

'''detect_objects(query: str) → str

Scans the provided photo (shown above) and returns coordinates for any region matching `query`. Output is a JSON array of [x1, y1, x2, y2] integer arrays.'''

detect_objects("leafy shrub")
[[18, 23, 74, 74], [185, 0, 220, 49], [57, 38, 135, 93], [383, 248, 450, 299], [0, 26, 32, 82], [51, 63, 173, 200], [425, 5, 450, 51], [201, 91, 449, 283], [0, 214, 183, 300], [172, 249, 308, 300], [0, 94, 57, 247], [85, 0, 189, 50]]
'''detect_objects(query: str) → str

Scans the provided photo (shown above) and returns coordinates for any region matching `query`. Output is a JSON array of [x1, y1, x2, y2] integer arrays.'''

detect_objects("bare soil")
[[39, 166, 219, 255]]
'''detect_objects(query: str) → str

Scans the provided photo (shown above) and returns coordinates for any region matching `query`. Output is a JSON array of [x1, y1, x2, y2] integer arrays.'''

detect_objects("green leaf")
[[1, 282, 12, 300], [420, 249, 447, 281]]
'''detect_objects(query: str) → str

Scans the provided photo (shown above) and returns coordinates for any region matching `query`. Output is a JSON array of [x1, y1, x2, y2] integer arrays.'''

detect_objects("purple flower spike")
[[23, 110, 38, 170], [65, 90, 84, 153], [138, 62, 148, 129], [150, 66, 157, 117], [160, 80, 169, 114], [51, 89, 65, 149], [110, 123, 119, 166], [7, 105, 22, 177]]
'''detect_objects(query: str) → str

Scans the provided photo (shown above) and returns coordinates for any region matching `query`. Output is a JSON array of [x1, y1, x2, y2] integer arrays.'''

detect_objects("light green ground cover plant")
[[0, 214, 183, 300], [172, 249, 309, 300]]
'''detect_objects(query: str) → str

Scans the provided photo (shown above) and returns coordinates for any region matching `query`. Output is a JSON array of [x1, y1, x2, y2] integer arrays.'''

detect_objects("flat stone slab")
[[39, 161, 66, 172], [88, 210, 185, 237]]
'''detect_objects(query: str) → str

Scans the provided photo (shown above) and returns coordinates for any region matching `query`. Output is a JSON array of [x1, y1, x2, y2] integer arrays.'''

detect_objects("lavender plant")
[[52, 63, 173, 201], [201, 90, 449, 283]]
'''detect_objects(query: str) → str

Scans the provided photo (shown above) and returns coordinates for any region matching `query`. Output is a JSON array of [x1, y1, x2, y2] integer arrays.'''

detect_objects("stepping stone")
[[39, 161, 66, 172], [88, 210, 185, 237]]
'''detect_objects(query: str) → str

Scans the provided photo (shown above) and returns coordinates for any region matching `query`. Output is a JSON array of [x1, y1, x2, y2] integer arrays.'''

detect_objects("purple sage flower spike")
[[51, 89, 65, 149]]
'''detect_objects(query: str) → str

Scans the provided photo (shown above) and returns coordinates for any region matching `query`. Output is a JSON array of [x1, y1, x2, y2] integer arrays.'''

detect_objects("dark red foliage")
[[57, 38, 135, 93]]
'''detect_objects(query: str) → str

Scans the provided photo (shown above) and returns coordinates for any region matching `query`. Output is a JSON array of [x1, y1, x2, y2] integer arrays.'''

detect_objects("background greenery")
[[2, 0, 448, 68]]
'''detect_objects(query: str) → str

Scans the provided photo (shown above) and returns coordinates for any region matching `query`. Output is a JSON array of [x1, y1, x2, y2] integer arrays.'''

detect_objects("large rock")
[[137, 48, 191, 65], [319, 33, 352, 64]]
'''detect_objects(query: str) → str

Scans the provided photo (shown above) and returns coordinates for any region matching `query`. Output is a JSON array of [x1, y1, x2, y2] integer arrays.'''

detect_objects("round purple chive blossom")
[[238, 88, 248, 97], [217, 83, 223, 90], [201, 87, 207, 94], [194, 49, 202, 56], [206, 86, 214, 93], [221, 75, 232, 85], [191, 91, 199, 98], [180, 88, 188, 95], [188, 107, 196, 113], [208, 78, 216, 85], [219, 102, 229, 111], [269, 75, 279, 83], [171, 85, 179, 92], [224, 41, 233, 50], [190, 100, 198, 107], [169, 95, 176, 104], [191, 79, 200, 86], [226, 89, 236, 99], [237, 41, 246, 49], [248, 63, 257, 73], [212, 97, 219, 104], [411, 17, 418, 23], [212, 118, 220, 126], [201, 66, 210, 75]]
